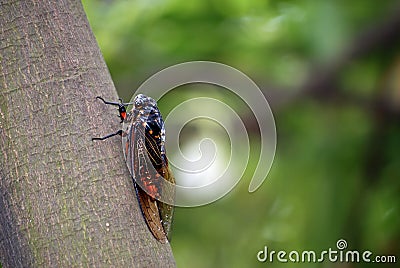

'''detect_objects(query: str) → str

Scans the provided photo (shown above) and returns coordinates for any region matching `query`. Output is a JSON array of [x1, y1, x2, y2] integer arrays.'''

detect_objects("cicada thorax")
[[121, 94, 175, 242]]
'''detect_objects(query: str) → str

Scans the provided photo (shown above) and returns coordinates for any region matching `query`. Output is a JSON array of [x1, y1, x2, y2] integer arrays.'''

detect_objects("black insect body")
[[93, 94, 175, 243]]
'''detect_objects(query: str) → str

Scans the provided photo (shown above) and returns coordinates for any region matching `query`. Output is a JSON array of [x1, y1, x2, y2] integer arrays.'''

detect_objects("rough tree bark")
[[0, 1, 175, 267]]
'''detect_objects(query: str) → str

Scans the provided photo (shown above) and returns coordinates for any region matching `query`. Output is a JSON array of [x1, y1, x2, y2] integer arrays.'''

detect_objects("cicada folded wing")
[[157, 165, 175, 240], [142, 109, 175, 240]]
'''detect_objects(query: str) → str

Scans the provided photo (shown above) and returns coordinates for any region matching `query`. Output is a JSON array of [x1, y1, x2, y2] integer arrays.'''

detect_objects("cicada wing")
[[157, 166, 175, 240], [124, 122, 168, 243], [133, 185, 168, 243], [143, 123, 176, 239]]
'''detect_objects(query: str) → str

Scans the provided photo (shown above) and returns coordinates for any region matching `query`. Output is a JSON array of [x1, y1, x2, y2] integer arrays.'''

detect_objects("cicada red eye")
[[120, 111, 127, 120]]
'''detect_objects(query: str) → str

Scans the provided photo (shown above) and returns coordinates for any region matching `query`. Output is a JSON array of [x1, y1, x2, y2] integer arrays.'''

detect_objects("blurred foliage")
[[82, 0, 400, 267]]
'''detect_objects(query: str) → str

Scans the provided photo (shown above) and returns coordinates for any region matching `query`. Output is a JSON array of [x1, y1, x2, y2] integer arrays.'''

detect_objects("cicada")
[[92, 94, 175, 243]]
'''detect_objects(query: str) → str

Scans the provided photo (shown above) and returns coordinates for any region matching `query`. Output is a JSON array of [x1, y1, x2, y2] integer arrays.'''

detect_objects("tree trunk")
[[0, 1, 175, 267]]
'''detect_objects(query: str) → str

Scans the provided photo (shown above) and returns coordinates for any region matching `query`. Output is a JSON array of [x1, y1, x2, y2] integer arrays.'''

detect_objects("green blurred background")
[[82, 1, 400, 267]]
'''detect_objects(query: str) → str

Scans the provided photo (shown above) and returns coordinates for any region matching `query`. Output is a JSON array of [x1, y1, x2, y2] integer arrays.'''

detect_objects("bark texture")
[[0, 1, 175, 267]]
